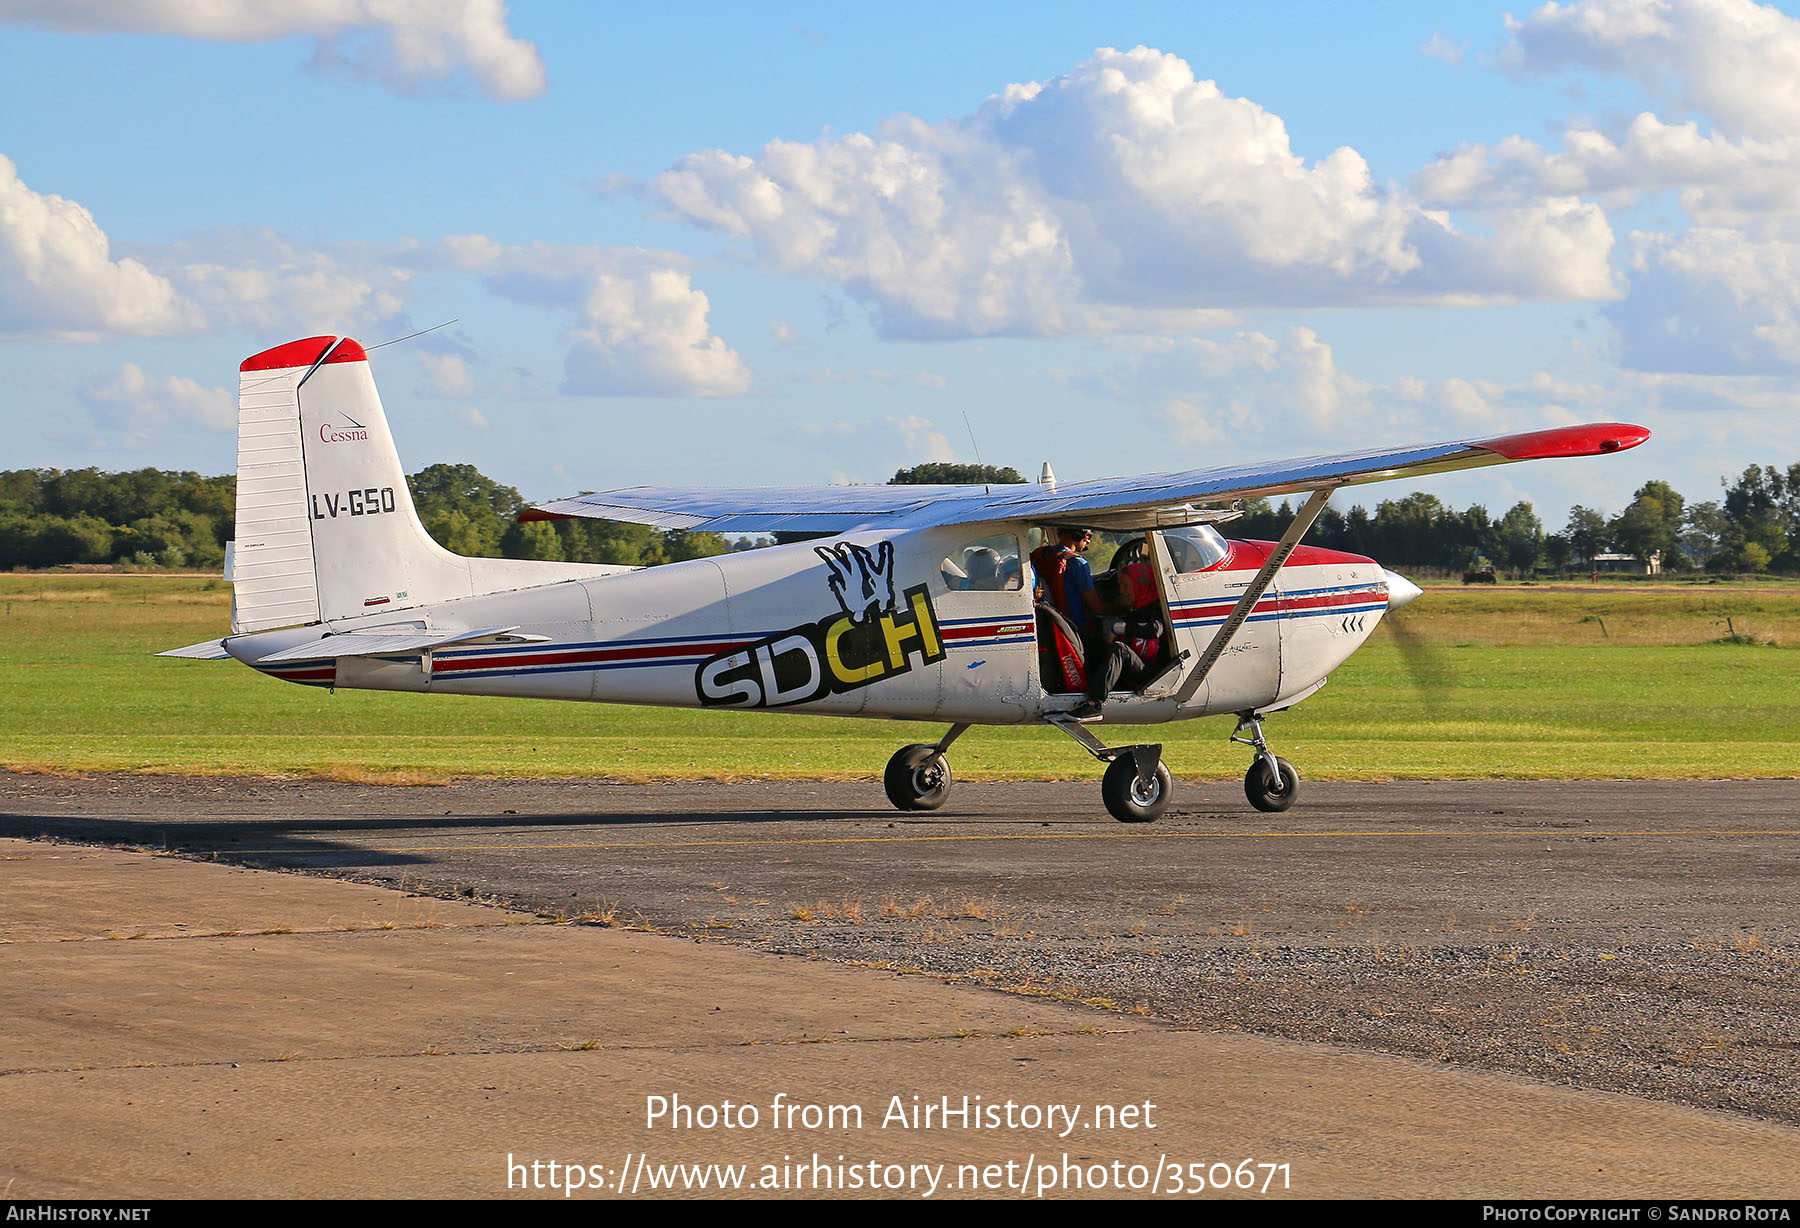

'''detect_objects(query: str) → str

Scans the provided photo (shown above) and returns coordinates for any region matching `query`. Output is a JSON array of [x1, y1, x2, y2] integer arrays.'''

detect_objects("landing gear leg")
[[883, 723, 968, 812], [1232, 713, 1299, 813], [1045, 714, 1172, 823]]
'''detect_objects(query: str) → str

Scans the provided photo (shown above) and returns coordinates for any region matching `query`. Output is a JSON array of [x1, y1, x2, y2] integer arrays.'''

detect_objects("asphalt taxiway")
[[3, 773, 1798, 1198]]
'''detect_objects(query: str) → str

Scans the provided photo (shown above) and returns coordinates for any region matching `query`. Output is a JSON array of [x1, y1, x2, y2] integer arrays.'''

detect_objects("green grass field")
[[2, 573, 1795, 782]]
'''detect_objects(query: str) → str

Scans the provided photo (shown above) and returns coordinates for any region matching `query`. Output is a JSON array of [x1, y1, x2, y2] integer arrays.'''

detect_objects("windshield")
[[1164, 525, 1230, 573]]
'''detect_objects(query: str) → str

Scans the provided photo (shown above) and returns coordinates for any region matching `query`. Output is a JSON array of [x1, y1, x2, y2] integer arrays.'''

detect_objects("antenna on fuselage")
[[962, 412, 985, 467], [962, 412, 995, 493]]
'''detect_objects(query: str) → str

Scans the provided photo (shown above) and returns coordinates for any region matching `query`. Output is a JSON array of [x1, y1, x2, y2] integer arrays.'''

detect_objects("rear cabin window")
[[941, 534, 1023, 591]]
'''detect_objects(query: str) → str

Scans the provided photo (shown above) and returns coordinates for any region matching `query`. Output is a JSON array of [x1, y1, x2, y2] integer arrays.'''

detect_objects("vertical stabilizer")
[[285, 337, 481, 623], [231, 335, 626, 635]]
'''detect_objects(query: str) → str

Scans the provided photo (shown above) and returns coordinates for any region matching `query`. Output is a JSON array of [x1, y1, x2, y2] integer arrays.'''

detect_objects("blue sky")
[[4, 0, 1799, 531]]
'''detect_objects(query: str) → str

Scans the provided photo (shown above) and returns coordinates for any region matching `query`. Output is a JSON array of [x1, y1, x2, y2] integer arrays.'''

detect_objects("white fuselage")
[[230, 522, 1393, 727]]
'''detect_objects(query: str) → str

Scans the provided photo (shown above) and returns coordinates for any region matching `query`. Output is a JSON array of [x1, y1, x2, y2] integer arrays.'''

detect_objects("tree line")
[[1238, 464, 1800, 575], [2, 459, 1795, 575], [0, 464, 734, 572]]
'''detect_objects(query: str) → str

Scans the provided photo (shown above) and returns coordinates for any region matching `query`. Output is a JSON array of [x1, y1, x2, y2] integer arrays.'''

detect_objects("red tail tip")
[[240, 336, 368, 373]]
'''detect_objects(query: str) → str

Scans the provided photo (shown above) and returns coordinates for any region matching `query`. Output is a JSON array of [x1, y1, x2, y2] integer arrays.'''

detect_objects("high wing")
[[524, 423, 1651, 534], [522, 482, 979, 535]]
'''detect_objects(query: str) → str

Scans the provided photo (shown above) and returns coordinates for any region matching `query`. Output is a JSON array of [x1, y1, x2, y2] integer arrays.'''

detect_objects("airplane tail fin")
[[230, 335, 616, 635]]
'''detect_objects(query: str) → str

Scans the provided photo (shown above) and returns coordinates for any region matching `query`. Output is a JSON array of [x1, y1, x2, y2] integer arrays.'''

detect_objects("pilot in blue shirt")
[[1031, 526, 1105, 632]]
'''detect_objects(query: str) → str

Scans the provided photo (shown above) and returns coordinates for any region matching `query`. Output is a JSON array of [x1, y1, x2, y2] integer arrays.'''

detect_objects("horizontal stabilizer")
[[253, 625, 530, 664], [156, 638, 232, 660]]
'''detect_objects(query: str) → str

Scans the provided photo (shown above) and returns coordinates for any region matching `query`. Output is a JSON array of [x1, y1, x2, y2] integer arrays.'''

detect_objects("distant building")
[[1590, 551, 1661, 576]]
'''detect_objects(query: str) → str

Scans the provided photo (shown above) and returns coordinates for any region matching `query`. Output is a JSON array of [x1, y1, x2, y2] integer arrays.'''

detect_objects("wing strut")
[[1174, 486, 1336, 705]]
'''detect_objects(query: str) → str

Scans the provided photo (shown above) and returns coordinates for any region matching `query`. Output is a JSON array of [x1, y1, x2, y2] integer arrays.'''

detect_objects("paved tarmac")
[[3, 773, 1799, 1199]]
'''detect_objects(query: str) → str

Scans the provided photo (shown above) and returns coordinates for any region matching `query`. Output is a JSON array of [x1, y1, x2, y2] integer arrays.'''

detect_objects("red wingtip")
[[1473, 423, 1651, 461], [516, 508, 573, 523], [240, 336, 368, 373]]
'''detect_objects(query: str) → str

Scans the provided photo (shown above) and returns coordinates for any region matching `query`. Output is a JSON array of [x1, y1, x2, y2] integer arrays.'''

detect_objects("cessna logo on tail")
[[318, 413, 370, 444], [696, 582, 945, 708]]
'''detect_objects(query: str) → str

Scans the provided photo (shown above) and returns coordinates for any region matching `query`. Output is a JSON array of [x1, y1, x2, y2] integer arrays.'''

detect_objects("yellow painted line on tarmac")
[[226, 827, 1800, 856]]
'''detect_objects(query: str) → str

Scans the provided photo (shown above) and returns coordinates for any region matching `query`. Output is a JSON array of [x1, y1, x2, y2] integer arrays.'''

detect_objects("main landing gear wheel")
[[884, 744, 953, 811], [1102, 756, 1172, 824], [1244, 756, 1299, 813]]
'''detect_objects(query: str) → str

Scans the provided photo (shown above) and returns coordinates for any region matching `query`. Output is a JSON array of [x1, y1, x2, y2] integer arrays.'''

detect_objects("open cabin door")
[[1131, 530, 1193, 700]]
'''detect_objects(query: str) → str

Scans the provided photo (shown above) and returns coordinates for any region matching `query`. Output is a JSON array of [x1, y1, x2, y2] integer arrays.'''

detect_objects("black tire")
[[1102, 756, 1172, 823], [1244, 756, 1299, 813], [884, 744, 952, 811]]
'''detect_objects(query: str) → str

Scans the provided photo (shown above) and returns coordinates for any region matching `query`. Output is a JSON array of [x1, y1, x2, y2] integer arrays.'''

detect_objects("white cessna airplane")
[[164, 335, 1649, 822]]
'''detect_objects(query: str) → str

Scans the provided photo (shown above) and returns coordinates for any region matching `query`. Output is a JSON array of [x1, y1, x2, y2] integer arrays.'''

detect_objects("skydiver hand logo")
[[815, 541, 896, 622]]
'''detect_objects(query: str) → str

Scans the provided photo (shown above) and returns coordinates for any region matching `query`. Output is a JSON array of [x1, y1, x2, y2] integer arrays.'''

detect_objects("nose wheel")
[[1233, 714, 1299, 813]]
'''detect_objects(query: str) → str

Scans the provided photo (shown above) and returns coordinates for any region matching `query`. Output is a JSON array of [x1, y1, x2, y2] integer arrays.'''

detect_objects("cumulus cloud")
[[1606, 228, 1800, 371], [649, 46, 1619, 339], [1434, 2, 1800, 226], [435, 238, 751, 396], [78, 362, 234, 447], [1418, 114, 1734, 204], [152, 228, 414, 335], [0, 164, 746, 394], [801, 414, 955, 475], [1504, 0, 1800, 142], [892, 415, 954, 462], [1420, 32, 1470, 65], [1, 161, 411, 341], [417, 351, 475, 397], [1075, 327, 1372, 440], [789, 366, 946, 389], [1407, 0, 1800, 373], [0, 155, 192, 339], [1149, 397, 1256, 450], [0, 0, 545, 100], [1074, 326, 1646, 461], [561, 268, 751, 396], [1414, 108, 1800, 239]]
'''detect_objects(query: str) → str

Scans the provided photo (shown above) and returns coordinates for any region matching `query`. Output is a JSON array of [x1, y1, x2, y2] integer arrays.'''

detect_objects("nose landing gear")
[[1233, 713, 1298, 813]]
